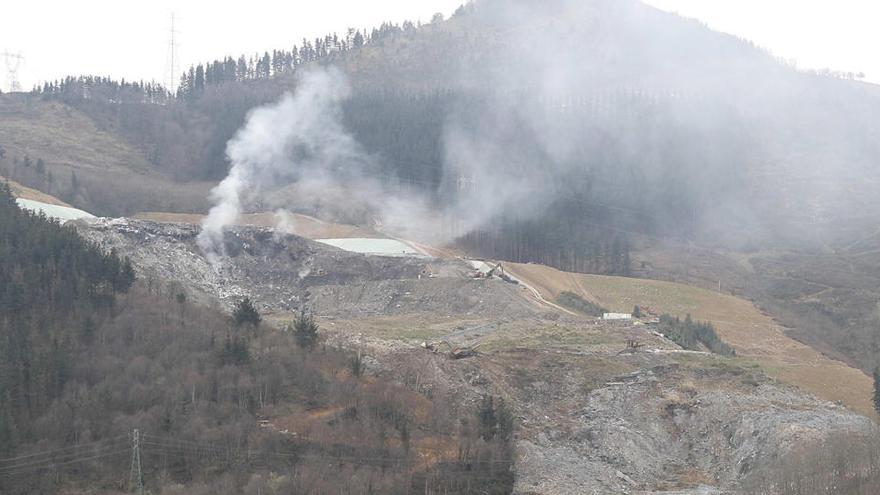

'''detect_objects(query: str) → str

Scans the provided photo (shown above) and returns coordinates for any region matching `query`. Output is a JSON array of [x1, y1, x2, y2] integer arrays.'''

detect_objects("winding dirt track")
[[504, 262, 877, 418]]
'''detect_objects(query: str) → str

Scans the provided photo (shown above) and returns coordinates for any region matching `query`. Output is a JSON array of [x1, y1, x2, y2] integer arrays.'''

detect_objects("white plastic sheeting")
[[16, 198, 95, 223], [315, 238, 420, 256]]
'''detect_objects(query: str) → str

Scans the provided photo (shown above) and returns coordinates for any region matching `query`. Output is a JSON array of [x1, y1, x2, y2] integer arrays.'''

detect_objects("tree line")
[[31, 18, 438, 104]]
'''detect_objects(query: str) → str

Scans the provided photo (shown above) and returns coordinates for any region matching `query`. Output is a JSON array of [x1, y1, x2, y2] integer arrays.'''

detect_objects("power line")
[[0, 434, 127, 464], [140, 434, 514, 465], [0, 448, 129, 477], [0, 440, 127, 472], [0, 431, 512, 488]]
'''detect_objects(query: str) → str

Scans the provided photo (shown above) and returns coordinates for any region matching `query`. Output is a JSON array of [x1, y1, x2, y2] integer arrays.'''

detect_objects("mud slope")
[[505, 262, 875, 417]]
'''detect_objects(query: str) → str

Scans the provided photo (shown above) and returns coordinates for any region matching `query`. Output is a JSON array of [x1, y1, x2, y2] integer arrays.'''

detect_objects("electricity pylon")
[[165, 14, 179, 93], [1, 51, 24, 93], [129, 429, 144, 494]]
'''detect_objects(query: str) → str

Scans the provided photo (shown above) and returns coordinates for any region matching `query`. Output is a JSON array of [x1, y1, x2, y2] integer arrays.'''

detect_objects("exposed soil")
[[75, 218, 879, 494], [505, 262, 876, 418]]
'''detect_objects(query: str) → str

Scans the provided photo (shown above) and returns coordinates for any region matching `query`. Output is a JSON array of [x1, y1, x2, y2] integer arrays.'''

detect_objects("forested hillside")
[[0, 185, 514, 494], [15, 0, 880, 270], [3, 2, 880, 492], [4, 0, 880, 359], [0, 182, 134, 453]]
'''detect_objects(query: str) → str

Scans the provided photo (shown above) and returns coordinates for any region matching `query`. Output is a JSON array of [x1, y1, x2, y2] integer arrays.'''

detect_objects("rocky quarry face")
[[76, 218, 878, 494]]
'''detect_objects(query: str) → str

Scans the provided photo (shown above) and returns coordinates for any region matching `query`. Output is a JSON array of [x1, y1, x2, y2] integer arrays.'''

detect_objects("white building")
[[602, 313, 632, 321]]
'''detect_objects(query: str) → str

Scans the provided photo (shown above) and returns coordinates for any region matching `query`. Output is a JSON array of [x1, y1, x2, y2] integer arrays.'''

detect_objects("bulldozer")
[[421, 340, 482, 359]]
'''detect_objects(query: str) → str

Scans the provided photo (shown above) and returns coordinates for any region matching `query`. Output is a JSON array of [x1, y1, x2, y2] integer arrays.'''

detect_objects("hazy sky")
[[1, 0, 878, 92], [0, 0, 464, 92], [644, 0, 879, 82]]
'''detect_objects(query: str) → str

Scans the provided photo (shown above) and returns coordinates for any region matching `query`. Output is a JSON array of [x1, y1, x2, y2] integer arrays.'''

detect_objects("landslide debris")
[[77, 218, 539, 320], [77, 217, 879, 494]]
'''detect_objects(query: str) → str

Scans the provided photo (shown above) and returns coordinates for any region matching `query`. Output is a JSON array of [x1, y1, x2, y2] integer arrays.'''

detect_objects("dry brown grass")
[[2, 176, 71, 206], [0, 95, 215, 216], [505, 262, 876, 417], [0, 95, 154, 174]]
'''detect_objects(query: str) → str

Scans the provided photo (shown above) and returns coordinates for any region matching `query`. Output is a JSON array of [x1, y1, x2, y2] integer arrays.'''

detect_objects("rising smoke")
[[200, 0, 880, 261], [197, 68, 435, 263], [439, 0, 880, 247], [200, 69, 361, 261]]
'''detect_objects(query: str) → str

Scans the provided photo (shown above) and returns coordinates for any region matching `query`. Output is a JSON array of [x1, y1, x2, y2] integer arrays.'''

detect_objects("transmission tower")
[[129, 429, 144, 494], [165, 13, 179, 93], [1, 51, 24, 93]]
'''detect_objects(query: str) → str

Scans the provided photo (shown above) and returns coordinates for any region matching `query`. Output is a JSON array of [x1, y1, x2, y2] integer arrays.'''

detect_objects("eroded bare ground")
[[76, 218, 878, 494]]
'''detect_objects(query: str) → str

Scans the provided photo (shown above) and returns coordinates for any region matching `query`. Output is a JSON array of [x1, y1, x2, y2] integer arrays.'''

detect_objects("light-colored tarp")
[[16, 198, 96, 223], [316, 238, 420, 256]]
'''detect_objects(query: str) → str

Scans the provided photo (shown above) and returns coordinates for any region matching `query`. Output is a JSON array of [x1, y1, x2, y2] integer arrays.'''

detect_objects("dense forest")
[[0, 184, 515, 494], [0, 181, 134, 454]]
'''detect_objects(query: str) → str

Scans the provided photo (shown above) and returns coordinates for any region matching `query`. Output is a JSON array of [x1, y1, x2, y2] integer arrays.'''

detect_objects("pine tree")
[[118, 258, 135, 292], [219, 333, 250, 365], [478, 395, 497, 441], [194, 64, 205, 93], [353, 30, 365, 48], [81, 317, 96, 345], [292, 308, 319, 350], [233, 297, 261, 328], [0, 397, 15, 457], [495, 398, 514, 441], [873, 367, 880, 414]]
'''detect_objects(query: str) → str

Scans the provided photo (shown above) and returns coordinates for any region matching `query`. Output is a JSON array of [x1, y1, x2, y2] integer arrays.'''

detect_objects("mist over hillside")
[[4, 1, 880, 494], [16, 0, 879, 252], [345, 0, 880, 248], [5, 0, 879, 375]]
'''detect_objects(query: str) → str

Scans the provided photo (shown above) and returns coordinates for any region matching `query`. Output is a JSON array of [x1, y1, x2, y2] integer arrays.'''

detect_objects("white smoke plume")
[[199, 0, 880, 258], [199, 68, 369, 261], [198, 68, 435, 263]]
